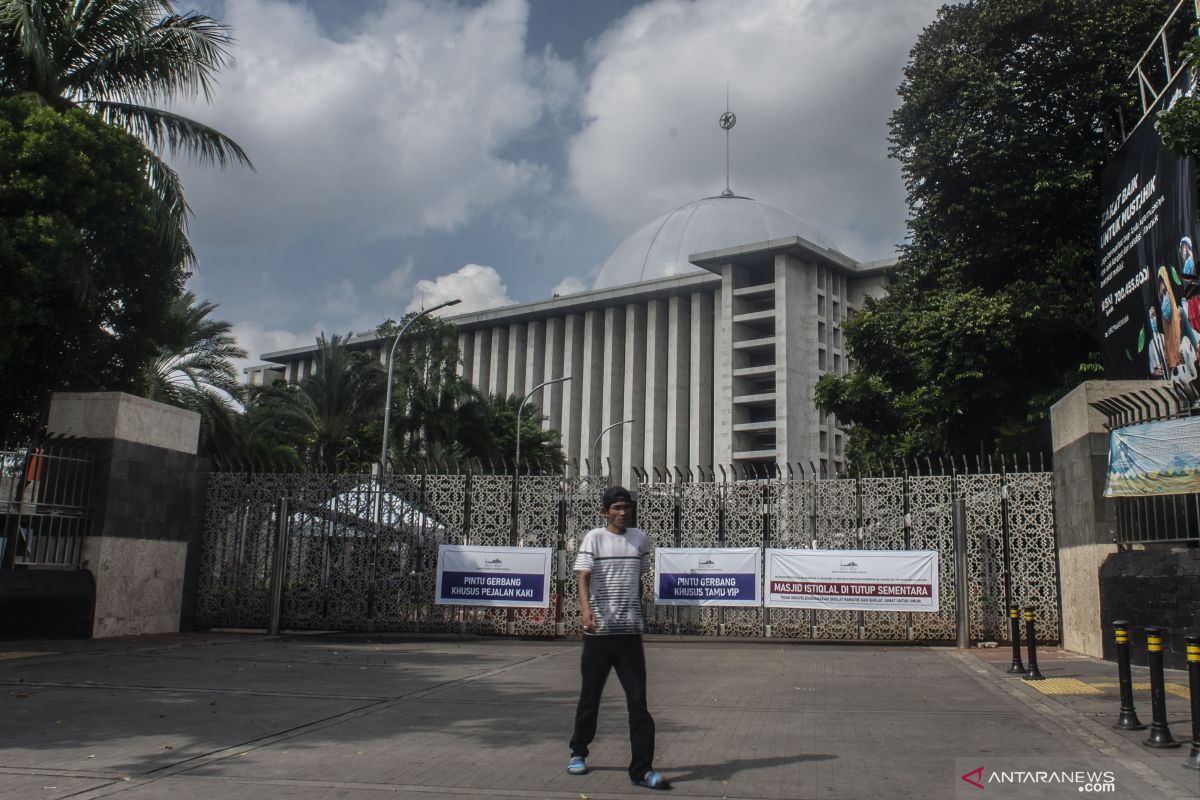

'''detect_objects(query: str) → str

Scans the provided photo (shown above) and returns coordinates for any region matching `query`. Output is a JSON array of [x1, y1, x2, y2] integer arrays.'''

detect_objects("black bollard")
[[1007, 604, 1025, 674], [1143, 626, 1180, 748], [1112, 620, 1145, 731], [1185, 634, 1199, 769], [1022, 607, 1044, 681]]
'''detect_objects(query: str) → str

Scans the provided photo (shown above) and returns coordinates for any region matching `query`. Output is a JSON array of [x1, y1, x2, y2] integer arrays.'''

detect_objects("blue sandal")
[[567, 756, 588, 775], [631, 770, 672, 790]]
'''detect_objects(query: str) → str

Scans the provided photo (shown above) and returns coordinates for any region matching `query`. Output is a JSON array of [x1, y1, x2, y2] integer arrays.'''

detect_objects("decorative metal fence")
[[195, 466, 1059, 642]]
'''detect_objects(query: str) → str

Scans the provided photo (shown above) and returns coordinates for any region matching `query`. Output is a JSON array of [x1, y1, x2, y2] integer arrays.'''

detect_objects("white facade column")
[[622, 303, 647, 488], [601, 307, 626, 480], [643, 299, 669, 475], [506, 322, 526, 400], [458, 331, 474, 382], [472, 328, 491, 394], [666, 295, 691, 473], [488, 326, 508, 397], [561, 314, 585, 471], [579, 310, 605, 475], [715, 269, 735, 470], [525, 319, 546, 397], [689, 291, 715, 474], [543, 318, 565, 434], [774, 253, 819, 470]]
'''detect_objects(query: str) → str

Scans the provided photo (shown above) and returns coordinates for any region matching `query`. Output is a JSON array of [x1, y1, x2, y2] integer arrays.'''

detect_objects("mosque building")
[[246, 133, 896, 485]]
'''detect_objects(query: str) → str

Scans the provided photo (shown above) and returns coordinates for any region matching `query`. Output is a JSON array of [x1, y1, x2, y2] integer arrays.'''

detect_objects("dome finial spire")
[[719, 84, 736, 198]]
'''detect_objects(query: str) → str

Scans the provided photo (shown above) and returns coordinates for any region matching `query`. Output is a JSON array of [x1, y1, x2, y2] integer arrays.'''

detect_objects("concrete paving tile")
[[0, 773, 115, 800], [0, 685, 362, 774]]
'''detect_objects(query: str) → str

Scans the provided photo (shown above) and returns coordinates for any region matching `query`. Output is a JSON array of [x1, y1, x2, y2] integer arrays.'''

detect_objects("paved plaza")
[[1, 633, 1198, 800]]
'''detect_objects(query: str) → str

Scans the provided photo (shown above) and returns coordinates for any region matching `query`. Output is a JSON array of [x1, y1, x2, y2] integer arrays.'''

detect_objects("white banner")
[[435, 545, 552, 608], [764, 549, 939, 612], [654, 548, 761, 606]]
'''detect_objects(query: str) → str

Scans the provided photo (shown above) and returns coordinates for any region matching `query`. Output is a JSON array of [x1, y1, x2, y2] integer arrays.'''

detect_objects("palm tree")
[[0, 0, 252, 266], [251, 334, 385, 472], [142, 290, 246, 409]]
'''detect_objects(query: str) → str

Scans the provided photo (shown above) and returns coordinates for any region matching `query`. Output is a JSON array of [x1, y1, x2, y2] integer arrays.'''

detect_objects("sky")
[[174, 0, 946, 370]]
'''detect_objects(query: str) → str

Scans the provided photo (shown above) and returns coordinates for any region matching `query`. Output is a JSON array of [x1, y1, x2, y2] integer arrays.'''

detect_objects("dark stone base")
[[1099, 548, 1200, 671], [0, 569, 94, 639]]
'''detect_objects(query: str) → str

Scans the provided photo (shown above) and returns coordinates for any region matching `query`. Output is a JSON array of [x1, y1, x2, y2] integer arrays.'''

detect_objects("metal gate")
[[195, 466, 1058, 642]]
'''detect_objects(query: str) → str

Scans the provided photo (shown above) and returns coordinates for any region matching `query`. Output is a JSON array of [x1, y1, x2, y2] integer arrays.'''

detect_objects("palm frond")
[[138, 146, 194, 266], [87, 98, 251, 167], [66, 10, 234, 105]]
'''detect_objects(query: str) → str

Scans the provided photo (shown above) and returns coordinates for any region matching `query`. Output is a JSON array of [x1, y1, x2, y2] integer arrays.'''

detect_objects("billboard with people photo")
[[1096, 68, 1200, 393]]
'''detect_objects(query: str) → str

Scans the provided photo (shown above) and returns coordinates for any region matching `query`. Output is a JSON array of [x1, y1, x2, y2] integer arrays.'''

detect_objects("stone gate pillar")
[[47, 392, 208, 638], [1049, 380, 1164, 658]]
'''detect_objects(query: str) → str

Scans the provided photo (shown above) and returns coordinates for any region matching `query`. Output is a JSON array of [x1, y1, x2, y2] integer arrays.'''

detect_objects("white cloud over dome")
[[177, 0, 573, 245], [567, 0, 942, 261], [407, 264, 515, 314]]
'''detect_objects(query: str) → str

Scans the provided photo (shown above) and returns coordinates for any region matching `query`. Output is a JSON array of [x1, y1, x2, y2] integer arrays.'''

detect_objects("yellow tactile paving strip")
[[1023, 678, 1191, 700], [0, 651, 58, 661], [1025, 678, 1104, 695], [1089, 682, 1191, 700]]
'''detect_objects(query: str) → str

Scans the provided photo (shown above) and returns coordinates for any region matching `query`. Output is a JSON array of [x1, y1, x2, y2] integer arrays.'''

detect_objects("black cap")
[[601, 485, 633, 510]]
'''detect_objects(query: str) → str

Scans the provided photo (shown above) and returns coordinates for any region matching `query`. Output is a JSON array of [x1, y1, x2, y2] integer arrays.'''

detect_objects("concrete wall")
[[47, 393, 207, 638], [1048, 380, 1168, 658], [1099, 549, 1200, 671]]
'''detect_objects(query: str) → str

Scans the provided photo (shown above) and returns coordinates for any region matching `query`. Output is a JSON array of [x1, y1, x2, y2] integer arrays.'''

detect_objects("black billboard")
[[1096, 70, 1199, 388]]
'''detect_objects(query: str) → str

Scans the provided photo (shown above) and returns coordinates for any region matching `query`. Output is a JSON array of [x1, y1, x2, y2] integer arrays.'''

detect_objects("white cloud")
[[232, 321, 322, 373], [177, 0, 572, 245], [407, 264, 516, 314], [551, 276, 588, 296], [377, 259, 416, 301], [567, 0, 942, 260]]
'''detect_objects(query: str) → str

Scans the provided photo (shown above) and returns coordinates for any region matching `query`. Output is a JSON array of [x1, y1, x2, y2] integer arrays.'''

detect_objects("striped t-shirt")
[[574, 526, 651, 635]]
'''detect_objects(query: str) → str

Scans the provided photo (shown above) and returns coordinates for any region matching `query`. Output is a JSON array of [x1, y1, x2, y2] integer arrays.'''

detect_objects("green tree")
[[376, 314, 479, 466], [142, 290, 245, 408], [454, 392, 565, 473], [139, 289, 246, 455], [0, 95, 181, 440], [250, 334, 385, 472], [0, 0, 251, 265], [815, 0, 1174, 467], [1155, 36, 1200, 158]]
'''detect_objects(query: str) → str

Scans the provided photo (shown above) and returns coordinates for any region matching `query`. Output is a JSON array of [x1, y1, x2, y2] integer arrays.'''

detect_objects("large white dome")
[[592, 195, 837, 289]]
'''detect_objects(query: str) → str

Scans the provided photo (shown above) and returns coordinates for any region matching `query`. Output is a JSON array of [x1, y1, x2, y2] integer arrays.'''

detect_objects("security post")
[[1113, 620, 1145, 730], [1022, 607, 1044, 680], [1143, 626, 1180, 748]]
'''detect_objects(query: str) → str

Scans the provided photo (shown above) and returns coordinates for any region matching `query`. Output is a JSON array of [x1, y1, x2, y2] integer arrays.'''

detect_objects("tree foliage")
[[0, 0, 251, 267], [0, 95, 181, 440], [249, 334, 386, 472], [815, 0, 1174, 467], [1156, 36, 1200, 158]]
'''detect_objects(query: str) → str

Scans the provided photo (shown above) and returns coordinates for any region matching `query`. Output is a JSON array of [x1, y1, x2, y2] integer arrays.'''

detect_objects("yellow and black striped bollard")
[[1007, 604, 1025, 674], [1143, 626, 1179, 748], [1185, 634, 1199, 769], [1113, 620, 1145, 731], [1022, 607, 1044, 681]]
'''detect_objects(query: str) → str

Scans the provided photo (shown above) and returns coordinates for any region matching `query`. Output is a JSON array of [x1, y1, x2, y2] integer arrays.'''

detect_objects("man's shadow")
[[588, 753, 836, 784]]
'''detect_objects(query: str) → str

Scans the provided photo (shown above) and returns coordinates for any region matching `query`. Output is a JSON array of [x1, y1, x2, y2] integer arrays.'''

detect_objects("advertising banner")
[[764, 549, 939, 612], [435, 545, 552, 608], [1096, 68, 1200, 388], [654, 547, 761, 606], [1105, 415, 1200, 497]]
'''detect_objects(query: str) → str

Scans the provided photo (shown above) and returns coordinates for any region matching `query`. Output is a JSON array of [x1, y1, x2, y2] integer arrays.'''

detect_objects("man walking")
[[567, 486, 671, 790]]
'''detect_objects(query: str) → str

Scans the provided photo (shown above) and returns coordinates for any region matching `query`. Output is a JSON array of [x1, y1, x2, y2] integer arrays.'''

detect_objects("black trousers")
[[569, 633, 655, 780]]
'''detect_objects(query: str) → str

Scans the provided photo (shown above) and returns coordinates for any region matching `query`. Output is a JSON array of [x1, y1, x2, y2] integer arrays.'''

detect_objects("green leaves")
[[818, 0, 1174, 466]]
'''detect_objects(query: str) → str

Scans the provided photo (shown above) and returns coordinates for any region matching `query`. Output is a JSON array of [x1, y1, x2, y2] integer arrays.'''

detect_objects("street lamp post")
[[514, 376, 572, 471], [378, 298, 461, 474], [592, 418, 635, 479]]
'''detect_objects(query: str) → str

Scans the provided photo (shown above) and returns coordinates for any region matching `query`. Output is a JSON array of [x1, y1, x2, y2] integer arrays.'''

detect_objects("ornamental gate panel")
[[195, 468, 1059, 643]]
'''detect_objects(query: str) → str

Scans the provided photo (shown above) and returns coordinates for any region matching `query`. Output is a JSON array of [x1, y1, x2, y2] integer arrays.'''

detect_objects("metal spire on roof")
[[719, 85, 736, 198]]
